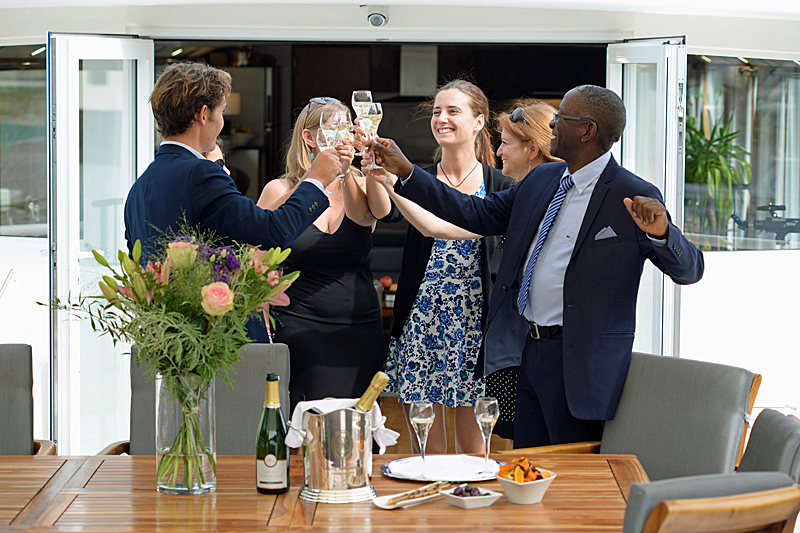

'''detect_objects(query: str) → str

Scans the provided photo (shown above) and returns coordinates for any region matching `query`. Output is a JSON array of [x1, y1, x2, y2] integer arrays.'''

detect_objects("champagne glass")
[[474, 397, 499, 474], [336, 110, 353, 145], [409, 400, 435, 478], [361, 102, 383, 170], [319, 110, 347, 148], [351, 90, 372, 156]]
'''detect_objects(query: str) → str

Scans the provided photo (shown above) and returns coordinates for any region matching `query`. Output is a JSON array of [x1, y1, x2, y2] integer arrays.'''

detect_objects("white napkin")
[[388, 454, 499, 481], [285, 398, 400, 454]]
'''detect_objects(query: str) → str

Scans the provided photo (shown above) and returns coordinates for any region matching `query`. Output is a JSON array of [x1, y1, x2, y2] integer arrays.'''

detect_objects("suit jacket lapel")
[[514, 166, 564, 282], [571, 155, 618, 258]]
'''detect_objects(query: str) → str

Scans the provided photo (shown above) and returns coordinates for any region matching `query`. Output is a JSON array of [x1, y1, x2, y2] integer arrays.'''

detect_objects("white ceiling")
[[0, 0, 798, 21]]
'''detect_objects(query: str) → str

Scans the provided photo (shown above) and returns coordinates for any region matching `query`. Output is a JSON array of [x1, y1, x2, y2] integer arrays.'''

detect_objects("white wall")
[[0, 3, 797, 61]]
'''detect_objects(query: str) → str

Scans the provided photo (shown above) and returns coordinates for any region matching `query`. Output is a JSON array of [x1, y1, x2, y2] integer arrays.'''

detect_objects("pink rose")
[[201, 282, 234, 316], [167, 241, 198, 269], [267, 270, 281, 286]]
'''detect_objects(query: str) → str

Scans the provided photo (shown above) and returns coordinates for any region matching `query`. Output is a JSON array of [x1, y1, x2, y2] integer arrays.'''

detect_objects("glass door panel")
[[49, 34, 153, 454], [0, 45, 49, 440], [607, 38, 687, 356]]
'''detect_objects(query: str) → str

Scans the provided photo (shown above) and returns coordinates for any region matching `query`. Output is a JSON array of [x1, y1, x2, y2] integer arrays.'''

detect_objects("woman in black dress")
[[257, 97, 390, 410]]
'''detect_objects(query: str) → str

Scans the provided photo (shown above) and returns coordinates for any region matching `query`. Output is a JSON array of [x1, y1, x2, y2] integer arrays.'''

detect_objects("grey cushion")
[[622, 471, 794, 533], [130, 343, 291, 455], [738, 409, 800, 481], [600, 352, 754, 481], [0, 344, 35, 455]]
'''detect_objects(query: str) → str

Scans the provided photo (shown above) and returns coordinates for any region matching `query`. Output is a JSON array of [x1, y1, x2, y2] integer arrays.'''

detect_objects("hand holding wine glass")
[[474, 397, 499, 474], [409, 400, 435, 478], [351, 90, 373, 156], [360, 102, 383, 170]]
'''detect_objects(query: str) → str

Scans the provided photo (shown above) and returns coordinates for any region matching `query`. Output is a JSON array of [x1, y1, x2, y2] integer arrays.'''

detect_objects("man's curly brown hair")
[[149, 62, 232, 138]]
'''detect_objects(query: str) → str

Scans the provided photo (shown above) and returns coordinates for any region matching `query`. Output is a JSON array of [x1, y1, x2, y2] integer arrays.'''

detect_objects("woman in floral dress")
[[378, 80, 512, 454]]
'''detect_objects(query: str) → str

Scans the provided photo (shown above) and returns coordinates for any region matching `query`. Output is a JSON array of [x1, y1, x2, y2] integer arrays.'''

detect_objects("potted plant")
[[684, 115, 752, 249]]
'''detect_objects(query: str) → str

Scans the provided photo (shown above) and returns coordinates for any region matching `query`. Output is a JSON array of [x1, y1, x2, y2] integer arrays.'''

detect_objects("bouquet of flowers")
[[56, 228, 297, 492]]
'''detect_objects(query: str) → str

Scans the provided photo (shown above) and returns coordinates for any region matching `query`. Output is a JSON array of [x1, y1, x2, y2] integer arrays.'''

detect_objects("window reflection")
[[0, 59, 47, 237], [686, 55, 800, 250]]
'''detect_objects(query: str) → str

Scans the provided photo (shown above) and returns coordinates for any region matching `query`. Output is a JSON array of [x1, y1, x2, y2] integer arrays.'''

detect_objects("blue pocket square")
[[595, 226, 618, 240]]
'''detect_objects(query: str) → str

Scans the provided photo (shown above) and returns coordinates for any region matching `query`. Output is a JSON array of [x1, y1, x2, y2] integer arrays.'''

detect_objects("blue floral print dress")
[[386, 182, 486, 407]]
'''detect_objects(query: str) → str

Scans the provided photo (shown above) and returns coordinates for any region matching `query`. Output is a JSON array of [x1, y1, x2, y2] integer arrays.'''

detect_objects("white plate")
[[380, 455, 503, 482], [372, 492, 443, 510]]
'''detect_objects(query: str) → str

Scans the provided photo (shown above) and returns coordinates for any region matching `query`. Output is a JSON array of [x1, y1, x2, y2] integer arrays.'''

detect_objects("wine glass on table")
[[409, 400, 435, 478], [474, 396, 499, 475], [351, 90, 372, 156], [360, 102, 383, 170]]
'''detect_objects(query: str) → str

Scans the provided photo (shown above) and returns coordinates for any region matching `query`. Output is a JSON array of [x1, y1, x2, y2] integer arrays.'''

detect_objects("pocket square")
[[595, 226, 618, 240]]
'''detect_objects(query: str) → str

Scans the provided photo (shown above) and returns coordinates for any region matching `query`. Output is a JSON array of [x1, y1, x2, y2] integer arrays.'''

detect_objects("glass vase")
[[155, 373, 217, 494]]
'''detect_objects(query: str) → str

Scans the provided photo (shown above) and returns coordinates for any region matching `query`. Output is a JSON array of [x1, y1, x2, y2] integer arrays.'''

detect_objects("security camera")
[[367, 5, 388, 27]]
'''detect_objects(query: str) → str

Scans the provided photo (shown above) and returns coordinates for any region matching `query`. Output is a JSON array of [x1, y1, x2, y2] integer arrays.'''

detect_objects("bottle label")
[[257, 456, 288, 488]]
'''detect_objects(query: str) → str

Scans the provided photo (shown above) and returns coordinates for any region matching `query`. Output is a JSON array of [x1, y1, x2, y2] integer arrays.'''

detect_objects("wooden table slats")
[[0, 453, 648, 532]]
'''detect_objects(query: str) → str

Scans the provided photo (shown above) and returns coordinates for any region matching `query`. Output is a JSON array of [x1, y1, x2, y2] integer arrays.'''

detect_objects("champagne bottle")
[[256, 373, 289, 494], [354, 371, 389, 413]]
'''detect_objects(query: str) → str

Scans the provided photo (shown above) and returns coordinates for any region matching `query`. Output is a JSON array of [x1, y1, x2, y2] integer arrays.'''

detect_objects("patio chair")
[[504, 352, 760, 481], [623, 471, 800, 533], [0, 344, 56, 455], [99, 342, 290, 455], [737, 408, 800, 481]]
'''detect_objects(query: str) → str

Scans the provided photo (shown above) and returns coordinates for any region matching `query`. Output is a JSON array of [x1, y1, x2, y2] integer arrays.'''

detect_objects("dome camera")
[[367, 5, 388, 27]]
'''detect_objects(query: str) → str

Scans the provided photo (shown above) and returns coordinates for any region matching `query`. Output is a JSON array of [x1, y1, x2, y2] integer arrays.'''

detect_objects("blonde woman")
[[488, 100, 561, 443], [257, 97, 389, 411]]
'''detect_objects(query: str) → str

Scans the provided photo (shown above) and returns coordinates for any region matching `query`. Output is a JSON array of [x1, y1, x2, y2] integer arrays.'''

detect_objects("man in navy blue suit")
[[124, 62, 343, 342], [368, 85, 704, 447], [124, 62, 342, 263]]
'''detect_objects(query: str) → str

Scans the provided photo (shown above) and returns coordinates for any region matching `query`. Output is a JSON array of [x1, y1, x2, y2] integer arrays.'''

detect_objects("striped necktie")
[[517, 174, 575, 315]]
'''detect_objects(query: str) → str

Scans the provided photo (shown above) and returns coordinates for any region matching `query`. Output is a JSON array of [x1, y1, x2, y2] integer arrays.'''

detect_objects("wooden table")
[[0, 453, 647, 532]]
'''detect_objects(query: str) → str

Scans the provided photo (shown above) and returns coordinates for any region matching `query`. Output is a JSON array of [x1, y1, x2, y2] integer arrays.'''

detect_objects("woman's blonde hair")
[[495, 100, 560, 164], [419, 79, 496, 167], [281, 99, 361, 187]]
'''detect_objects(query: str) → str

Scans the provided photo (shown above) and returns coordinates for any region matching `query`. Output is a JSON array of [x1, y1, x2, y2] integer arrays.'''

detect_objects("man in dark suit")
[[368, 85, 704, 447], [124, 62, 342, 263], [124, 62, 342, 342]]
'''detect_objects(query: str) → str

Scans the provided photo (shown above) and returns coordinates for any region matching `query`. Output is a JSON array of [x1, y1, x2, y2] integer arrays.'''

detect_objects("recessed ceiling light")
[[30, 46, 45, 57], [171, 48, 183, 57]]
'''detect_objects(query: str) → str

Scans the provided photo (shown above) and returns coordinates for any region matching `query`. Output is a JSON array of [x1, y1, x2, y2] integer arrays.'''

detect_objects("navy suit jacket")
[[124, 143, 328, 261], [397, 155, 704, 420]]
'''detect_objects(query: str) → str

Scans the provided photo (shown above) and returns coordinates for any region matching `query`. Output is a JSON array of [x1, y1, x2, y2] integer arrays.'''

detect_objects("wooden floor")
[[380, 393, 513, 455]]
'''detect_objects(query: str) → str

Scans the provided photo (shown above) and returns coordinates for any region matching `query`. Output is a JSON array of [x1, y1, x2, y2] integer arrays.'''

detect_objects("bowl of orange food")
[[496, 457, 556, 504]]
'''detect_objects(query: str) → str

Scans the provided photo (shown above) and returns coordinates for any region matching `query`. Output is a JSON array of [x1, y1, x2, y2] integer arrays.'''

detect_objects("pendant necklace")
[[439, 160, 481, 188]]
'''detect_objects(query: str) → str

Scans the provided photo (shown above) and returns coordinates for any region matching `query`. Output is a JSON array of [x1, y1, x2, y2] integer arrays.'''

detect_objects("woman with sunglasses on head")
[[257, 97, 390, 412], [486, 100, 561, 444], [367, 80, 514, 454]]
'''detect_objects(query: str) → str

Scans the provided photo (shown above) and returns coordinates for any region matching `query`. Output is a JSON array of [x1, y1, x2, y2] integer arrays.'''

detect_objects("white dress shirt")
[[522, 151, 612, 325]]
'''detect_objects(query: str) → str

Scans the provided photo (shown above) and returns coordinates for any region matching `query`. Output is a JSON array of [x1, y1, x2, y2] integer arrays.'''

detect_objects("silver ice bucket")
[[298, 407, 376, 503]]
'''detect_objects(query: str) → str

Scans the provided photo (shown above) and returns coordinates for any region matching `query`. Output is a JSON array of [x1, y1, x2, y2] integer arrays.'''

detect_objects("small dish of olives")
[[441, 484, 502, 509]]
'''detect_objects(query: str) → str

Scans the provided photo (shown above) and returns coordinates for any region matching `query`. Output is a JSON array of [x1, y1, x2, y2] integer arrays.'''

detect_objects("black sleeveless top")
[[277, 215, 381, 325]]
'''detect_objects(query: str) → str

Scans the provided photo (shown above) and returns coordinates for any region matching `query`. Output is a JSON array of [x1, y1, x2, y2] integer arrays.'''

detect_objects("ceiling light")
[[171, 48, 183, 57], [30, 46, 45, 57], [737, 57, 749, 64], [700, 56, 711, 63]]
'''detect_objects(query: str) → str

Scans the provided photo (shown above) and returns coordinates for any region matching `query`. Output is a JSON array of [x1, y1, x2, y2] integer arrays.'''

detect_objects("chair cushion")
[[599, 352, 754, 480], [622, 471, 794, 533], [738, 409, 800, 481], [129, 343, 291, 455], [0, 344, 35, 455]]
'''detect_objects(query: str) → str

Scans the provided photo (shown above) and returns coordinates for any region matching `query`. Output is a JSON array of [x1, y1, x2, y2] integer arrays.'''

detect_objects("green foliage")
[[685, 116, 752, 238]]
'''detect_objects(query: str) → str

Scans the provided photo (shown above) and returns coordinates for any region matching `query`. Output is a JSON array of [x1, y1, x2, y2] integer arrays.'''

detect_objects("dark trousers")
[[513, 331, 603, 448]]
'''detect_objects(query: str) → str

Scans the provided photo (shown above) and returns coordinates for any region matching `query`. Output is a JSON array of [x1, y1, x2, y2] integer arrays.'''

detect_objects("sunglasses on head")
[[213, 154, 225, 168], [510, 107, 529, 125], [309, 96, 343, 107]]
